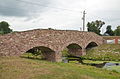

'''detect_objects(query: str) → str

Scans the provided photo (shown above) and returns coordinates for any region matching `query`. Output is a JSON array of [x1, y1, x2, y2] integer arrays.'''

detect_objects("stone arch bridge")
[[0, 29, 103, 62]]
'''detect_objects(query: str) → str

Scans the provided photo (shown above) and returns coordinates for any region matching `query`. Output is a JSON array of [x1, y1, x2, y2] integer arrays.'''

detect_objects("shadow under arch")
[[22, 46, 56, 62], [65, 43, 83, 57], [85, 42, 98, 50]]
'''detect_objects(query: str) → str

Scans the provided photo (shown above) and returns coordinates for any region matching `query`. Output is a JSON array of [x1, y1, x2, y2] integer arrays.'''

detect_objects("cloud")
[[0, 0, 50, 17], [0, 0, 120, 33]]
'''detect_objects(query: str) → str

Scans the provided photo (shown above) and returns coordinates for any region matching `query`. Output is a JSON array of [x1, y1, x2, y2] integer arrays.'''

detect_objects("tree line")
[[87, 20, 120, 36]]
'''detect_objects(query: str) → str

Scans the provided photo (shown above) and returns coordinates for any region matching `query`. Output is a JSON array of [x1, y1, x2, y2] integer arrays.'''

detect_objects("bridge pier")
[[81, 48, 86, 55], [54, 52, 62, 62]]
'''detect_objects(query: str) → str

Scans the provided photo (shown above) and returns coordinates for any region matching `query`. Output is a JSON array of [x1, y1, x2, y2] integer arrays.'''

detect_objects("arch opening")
[[86, 42, 98, 50], [21, 46, 56, 61], [61, 43, 83, 63], [67, 43, 82, 57], [62, 43, 82, 57]]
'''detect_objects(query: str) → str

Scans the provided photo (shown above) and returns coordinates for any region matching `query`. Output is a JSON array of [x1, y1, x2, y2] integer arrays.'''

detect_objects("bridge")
[[0, 29, 103, 62]]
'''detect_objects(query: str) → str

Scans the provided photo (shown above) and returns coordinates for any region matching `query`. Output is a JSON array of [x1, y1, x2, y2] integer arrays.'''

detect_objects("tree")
[[114, 26, 120, 36], [104, 25, 114, 36], [0, 21, 12, 34], [27, 48, 42, 59], [87, 20, 105, 35], [48, 28, 54, 30]]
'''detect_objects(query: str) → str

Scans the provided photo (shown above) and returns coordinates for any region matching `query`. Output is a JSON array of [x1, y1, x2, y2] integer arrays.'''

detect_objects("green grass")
[[83, 60, 120, 73], [0, 57, 120, 79], [104, 66, 120, 73], [83, 60, 120, 64], [82, 44, 120, 61]]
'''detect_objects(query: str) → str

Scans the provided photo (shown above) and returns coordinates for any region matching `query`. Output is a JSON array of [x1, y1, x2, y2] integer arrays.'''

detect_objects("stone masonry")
[[0, 29, 103, 62]]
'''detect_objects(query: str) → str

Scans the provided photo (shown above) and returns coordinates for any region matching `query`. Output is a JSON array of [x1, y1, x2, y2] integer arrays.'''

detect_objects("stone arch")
[[61, 41, 83, 51], [24, 45, 56, 62], [62, 42, 83, 57], [85, 41, 98, 50]]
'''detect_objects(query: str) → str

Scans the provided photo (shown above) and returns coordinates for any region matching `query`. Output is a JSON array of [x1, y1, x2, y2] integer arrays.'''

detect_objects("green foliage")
[[105, 25, 114, 36], [87, 20, 105, 35], [48, 28, 54, 30], [0, 21, 12, 34], [32, 50, 42, 57], [114, 26, 120, 36], [22, 53, 33, 58], [24, 48, 43, 59], [61, 49, 70, 57]]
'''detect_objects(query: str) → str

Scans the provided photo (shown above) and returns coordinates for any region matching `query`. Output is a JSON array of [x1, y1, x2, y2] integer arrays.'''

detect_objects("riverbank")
[[0, 57, 120, 79]]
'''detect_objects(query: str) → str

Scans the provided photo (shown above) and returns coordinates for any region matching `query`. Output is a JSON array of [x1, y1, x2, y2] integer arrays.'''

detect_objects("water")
[[103, 63, 120, 67], [62, 57, 68, 63]]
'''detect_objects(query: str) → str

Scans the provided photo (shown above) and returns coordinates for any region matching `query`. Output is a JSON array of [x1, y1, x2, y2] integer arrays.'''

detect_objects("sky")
[[0, 0, 120, 33]]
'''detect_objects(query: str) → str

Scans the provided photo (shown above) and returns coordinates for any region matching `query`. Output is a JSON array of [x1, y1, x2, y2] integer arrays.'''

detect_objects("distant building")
[[103, 36, 120, 44]]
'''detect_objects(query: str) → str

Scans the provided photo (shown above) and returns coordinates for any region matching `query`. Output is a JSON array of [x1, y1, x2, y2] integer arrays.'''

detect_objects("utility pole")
[[82, 10, 86, 31]]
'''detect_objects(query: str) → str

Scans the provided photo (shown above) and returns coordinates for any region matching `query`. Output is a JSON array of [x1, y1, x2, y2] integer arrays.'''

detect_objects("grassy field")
[[82, 44, 120, 61], [0, 57, 120, 79]]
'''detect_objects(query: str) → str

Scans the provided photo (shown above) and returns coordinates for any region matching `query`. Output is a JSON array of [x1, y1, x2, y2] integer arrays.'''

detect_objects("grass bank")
[[82, 44, 120, 61], [0, 57, 120, 79]]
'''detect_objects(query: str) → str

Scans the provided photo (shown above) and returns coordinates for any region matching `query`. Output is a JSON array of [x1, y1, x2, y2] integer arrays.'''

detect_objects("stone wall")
[[0, 29, 103, 62]]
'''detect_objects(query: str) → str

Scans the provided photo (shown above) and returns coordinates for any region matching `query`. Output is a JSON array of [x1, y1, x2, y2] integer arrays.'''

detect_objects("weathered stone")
[[0, 29, 103, 62]]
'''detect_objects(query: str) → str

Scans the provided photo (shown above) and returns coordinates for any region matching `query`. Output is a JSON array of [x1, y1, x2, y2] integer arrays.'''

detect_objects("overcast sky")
[[0, 0, 120, 33]]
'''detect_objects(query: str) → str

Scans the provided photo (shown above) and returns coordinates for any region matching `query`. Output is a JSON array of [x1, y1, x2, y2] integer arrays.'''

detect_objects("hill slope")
[[83, 44, 120, 61]]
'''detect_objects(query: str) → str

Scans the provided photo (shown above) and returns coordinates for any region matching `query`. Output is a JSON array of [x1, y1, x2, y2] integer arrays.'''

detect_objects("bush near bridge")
[[82, 44, 120, 61]]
